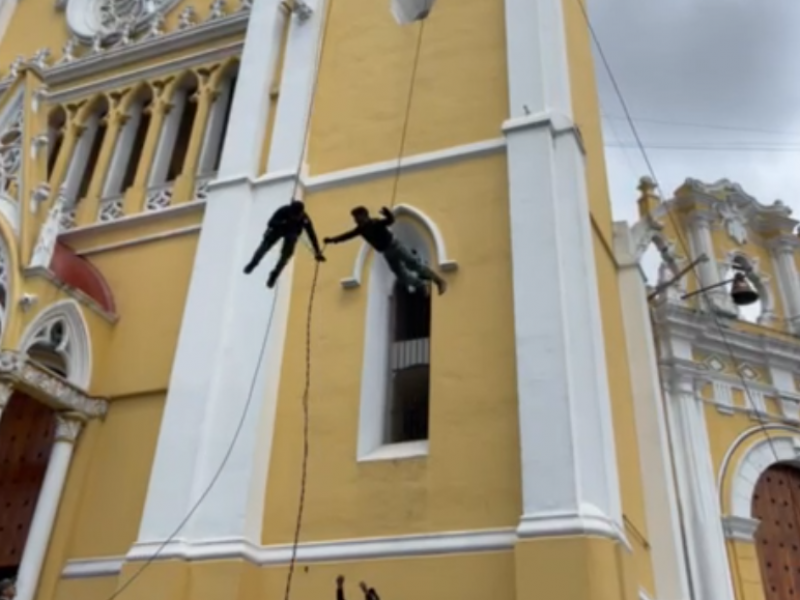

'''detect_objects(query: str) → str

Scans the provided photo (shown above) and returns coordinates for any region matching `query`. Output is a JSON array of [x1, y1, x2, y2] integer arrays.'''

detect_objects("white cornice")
[[654, 303, 800, 372], [62, 528, 517, 578], [722, 515, 760, 542], [0, 12, 248, 97]]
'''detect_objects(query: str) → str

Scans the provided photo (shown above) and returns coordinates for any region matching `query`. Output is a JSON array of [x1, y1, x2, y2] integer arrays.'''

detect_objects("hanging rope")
[[282, 0, 336, 598], [388, 18, 427, 209]]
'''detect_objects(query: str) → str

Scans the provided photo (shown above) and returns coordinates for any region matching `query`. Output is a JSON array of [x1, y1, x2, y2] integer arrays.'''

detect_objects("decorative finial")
[[207, 0, 226, 20], [177, 6, 197, 28]]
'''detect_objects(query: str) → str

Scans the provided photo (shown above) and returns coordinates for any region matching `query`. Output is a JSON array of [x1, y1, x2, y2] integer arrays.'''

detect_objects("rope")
[[570, 0, 800, 559], [282, 0, 336, 596], [282, 248, 323, 600], [103, 278, 282, 600], [388, 18, 427, 209]]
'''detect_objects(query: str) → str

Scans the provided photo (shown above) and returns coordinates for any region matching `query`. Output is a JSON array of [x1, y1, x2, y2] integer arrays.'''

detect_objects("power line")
[[605, 142, 800, 153], [602, 113, 800, 138]]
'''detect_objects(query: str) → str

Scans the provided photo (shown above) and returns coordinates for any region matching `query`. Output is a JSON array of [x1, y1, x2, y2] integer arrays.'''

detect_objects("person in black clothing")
[[324, 206, 447, 295], [336, 575, 380, 600], [243, 199, 325, 288]]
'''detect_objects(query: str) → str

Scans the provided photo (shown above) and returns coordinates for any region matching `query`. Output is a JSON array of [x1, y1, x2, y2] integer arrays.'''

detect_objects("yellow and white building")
[[0, 0, 793, 598]]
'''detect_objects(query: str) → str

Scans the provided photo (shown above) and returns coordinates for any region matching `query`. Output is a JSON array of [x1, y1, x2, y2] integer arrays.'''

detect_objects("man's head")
[[0, 578, 16, 599], [351, 206, 370, 225], [288, 200, 305, 218]]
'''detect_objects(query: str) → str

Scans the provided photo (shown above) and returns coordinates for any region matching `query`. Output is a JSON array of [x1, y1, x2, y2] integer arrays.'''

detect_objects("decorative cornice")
[[0, 11, 248, 96], [654, 302, 800, 372], [0, 350, 107, 419]]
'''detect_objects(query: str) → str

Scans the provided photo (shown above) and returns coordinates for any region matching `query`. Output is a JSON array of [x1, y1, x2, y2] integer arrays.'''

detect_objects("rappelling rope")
[[387, 18, 427, 209], [102, 279, 282, 600], [281, 0, 336, 597]]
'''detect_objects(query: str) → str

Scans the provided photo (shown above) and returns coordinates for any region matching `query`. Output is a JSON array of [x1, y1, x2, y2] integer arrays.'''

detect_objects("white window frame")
[[148, 88, 188, 187]]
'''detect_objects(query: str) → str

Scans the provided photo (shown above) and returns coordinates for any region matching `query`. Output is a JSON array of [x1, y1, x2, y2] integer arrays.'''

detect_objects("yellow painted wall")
[[728, 540, 766, 600], [306, 0, 508, 174], [86, 232, 198, 397], [264, 154, 521, 542], [36, 393, 165, 600]]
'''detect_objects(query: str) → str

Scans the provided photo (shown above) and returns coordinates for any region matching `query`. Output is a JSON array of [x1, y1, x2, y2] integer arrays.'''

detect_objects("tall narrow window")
[[120, 101, 152, 192], [47, 107, 66, 180], [76, 109, 108, 201], [386, 277, 431, 444], [166, 86, 198, 182], [212, 75, 237, 173]]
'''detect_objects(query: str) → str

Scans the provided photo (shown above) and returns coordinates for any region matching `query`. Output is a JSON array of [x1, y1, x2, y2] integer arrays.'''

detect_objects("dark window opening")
[[212, 75, 237, 173], [386, 276, 431, 444], [76, 113, 108, 201], [47, 131, 64, 180], [27, 345, 68, 379], [120, 104, 152, 192], [166, 88, 198, 182]]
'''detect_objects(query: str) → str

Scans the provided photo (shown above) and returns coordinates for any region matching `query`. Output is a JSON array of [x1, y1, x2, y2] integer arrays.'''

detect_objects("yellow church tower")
[[0, 0, 663, 598]]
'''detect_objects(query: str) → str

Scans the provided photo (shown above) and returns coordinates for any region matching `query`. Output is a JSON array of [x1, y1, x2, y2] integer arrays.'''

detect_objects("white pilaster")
[[769, 235, 800, 334], [615, 226, 691, 600], [503, 0, 622, 540], [687, 213, 730, 313], [15, 414, 83, 600], [663, 339, 735, 600], [135, 0, 318, 549], [216, 0, 289, 179]]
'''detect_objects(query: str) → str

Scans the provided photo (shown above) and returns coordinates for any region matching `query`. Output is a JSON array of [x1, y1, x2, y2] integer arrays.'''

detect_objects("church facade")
[[0, 0, 794, 598]]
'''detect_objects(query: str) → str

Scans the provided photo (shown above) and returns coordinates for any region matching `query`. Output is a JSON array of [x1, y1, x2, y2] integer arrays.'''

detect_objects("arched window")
[[46, 106, 66, 180], [103, 85, 154, 199], [198, 63, 238, 176], [147, 73, 199, 190], [0, 235, 8, 337], [69, 96, 109, 203], [355, 208, 455, 461], [752, 463, 800, 600]]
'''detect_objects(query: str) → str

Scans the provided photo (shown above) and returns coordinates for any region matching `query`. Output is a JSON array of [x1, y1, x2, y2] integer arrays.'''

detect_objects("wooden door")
[[0, 393, 56, 570], [752, 464, 800, 600]]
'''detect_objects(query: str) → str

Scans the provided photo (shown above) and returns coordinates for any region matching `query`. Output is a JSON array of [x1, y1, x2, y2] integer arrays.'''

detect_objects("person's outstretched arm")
[[359, 581, 380, 600], [325, 227, 360, 245], [336, 576, 346, 600]]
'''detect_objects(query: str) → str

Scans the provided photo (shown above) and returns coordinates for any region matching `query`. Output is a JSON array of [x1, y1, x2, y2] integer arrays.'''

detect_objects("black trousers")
[[246, 228, 298, 277]]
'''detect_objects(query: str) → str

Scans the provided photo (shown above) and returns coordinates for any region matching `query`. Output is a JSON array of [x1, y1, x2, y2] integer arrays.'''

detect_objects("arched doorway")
[[752, 463, 800, 599], [0, 393, 56, 579]]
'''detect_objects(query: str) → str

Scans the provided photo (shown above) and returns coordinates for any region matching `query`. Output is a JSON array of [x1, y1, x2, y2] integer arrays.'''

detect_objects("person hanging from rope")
[[324, 206, 447, 295], [336, 575, 380, 600], [243, 199, 326, 288]]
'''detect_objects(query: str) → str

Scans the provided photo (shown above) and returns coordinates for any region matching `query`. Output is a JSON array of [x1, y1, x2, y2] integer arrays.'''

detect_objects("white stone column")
[[135, 0, 320, 551], [769, 235, 800, 334], [663, 340, 735, 600], [15, 413, 83, 600], [686, 213, 731, 314], [503, 0, 623, 541], [615, 225, 691, 600]]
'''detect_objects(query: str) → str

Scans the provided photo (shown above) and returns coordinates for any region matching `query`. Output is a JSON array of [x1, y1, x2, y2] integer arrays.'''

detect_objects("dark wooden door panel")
[[0, 394, 55, 569], [753, 464, 800, 600]]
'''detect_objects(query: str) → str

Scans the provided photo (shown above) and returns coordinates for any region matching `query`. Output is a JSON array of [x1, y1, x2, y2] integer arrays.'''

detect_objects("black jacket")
[[327, 210, 396, 252], [267, 205, 322, 254]]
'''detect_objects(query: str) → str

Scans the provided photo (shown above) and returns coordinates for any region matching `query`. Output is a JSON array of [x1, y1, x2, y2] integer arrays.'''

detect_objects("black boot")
[[267, 270, 279, 288]]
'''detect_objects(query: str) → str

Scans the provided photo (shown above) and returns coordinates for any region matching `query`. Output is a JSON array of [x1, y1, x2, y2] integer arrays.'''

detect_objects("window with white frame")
[[72, 98, 109, 202], [47, 107, 66, 181]]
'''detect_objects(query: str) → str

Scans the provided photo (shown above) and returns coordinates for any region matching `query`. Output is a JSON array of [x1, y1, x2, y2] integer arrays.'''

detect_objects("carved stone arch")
[[118, 81, 155, 115], [726, 432, 800, 523], [340, 203, 458, 289], [209, 57, 240, 89], [75, 93, 110, 125], [0, 87, 24, 225], [19, 299, 92, 389]]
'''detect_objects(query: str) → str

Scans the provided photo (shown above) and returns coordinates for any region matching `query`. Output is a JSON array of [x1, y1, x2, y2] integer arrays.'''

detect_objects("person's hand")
[[380, 207, 391, 218], [315, 252, 326, 262], [323, 237, 333, 244], [359, 582, 368, 593], [337, 575, 345, 587]]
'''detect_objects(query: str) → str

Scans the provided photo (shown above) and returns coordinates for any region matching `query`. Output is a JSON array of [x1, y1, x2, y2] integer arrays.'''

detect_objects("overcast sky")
[[588, 0, 800, 285]]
